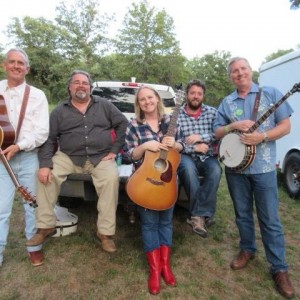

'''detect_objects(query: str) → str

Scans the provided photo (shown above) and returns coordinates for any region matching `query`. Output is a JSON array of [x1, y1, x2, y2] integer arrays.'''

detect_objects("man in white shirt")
[[0, 48, 49, 267]]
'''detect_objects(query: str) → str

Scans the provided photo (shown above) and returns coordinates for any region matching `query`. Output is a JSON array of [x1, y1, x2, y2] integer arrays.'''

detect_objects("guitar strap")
[[15, 84, 30, 142], [251, 88, 262, 121]]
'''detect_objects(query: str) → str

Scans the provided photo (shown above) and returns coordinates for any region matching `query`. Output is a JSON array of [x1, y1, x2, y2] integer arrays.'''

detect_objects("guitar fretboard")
[[160, 91, 184, 160], [247, 83, 300, 133]]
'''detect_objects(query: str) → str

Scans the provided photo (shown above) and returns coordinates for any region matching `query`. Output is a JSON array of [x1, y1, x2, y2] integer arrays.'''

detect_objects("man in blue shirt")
[[214, 57, 295, 299]]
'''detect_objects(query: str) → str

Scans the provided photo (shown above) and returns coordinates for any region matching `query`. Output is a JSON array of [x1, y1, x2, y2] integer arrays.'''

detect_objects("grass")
[[1, 174, 300, 300]]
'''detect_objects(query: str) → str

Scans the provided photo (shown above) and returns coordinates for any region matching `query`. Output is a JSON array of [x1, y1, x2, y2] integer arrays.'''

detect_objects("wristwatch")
[[262, 131, 269, 143]]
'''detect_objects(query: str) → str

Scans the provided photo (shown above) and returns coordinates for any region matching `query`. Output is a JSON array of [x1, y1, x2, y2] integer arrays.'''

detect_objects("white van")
[[91, 80, 177, 118], [259, 49, 300, 198]]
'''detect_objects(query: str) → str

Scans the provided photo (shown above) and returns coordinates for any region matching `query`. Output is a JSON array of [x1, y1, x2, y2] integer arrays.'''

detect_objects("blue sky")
[[1, 0, 299, 70]]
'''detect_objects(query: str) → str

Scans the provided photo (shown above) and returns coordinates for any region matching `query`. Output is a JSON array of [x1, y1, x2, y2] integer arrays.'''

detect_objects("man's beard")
[[188, 100, 201, 110], [75, 91, 87, 100]]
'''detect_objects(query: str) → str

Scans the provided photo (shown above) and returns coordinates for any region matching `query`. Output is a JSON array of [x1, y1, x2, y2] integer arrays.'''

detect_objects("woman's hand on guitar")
[[145, 140, 169, 152], [1, 144, 20, 160], [38, 167, 53, 185], [162, 136, 176, 148]]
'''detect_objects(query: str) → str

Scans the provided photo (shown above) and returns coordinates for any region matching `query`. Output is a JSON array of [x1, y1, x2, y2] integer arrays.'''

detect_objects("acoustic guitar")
[[0, 95, 38, 207], [126, 91, 185, 210], [218, 82, 300, 171]]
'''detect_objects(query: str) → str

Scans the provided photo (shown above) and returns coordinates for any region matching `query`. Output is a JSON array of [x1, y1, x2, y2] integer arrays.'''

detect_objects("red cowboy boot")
[[160, 245, 176, 286], [146, 248, 161, 294]]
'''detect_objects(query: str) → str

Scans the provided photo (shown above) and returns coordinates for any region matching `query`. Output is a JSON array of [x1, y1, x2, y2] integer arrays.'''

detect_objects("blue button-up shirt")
[[213, 83, 293, 174]]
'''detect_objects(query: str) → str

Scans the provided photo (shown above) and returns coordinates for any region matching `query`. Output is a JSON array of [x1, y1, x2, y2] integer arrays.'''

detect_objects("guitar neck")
[[0, 149, 20, 188], [159, 90, 185, 161], [248, 89, 293, 133], [0, 148, 38, 208], [165, 102, 181, 138]]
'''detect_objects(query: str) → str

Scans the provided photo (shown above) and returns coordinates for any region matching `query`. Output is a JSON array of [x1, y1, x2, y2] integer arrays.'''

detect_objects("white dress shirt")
[[0, 80, 49, 151]]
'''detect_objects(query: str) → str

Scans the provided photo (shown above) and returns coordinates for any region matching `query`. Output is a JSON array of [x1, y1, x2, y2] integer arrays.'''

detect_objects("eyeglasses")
[[70, 81, 90, 87]]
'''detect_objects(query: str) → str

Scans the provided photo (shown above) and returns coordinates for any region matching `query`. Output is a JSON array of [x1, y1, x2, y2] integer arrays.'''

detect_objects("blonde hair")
[[134, 86, 165, 123]]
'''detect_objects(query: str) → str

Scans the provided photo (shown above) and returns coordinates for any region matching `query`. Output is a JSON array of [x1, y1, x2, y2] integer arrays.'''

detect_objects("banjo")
[[219, 82, 300, 171]]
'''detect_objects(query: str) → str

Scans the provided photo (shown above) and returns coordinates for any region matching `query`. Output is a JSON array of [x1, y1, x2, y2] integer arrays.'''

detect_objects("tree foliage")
[[185, 51, 234, 107], [5, 16, 65, 101], [114, 0, 186, 85], [263, 49, 294, 64], [3, 0, 114, 102], [1, 0, 293, 105], [54, 0, 113, 63]]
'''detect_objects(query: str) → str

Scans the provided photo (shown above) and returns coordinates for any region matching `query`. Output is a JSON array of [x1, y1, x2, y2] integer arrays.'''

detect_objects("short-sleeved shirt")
[[213, 83, 293, 174]]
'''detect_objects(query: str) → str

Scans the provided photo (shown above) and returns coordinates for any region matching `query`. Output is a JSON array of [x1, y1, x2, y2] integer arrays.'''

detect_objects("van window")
[[92, 87, 135, 113], [92, 86, 175, 114]]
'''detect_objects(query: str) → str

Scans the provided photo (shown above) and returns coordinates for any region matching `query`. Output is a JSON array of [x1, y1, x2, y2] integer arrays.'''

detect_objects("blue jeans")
[[225, 170, 288, 274], [0, 151, 42, 264], [177, 155, 222, 217], [138, 205, 174, 253]]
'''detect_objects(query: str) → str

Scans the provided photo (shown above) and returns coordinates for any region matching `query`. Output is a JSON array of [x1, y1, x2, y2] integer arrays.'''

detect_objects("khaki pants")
[[36, 151, 119, 235]]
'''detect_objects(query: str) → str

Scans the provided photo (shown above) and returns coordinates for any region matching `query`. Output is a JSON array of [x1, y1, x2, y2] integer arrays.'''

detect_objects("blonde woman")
[[124, 86, 183, 295]]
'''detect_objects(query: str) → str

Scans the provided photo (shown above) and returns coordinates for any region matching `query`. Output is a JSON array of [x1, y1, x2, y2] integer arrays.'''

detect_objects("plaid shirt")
[[178, 103, 218, 161], [124, 114, 183, 165]]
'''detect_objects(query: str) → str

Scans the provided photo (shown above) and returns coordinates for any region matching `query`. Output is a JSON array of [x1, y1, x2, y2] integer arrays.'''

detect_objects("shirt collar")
[[4, 80, 26, 93], [232, 82, 259, 101]]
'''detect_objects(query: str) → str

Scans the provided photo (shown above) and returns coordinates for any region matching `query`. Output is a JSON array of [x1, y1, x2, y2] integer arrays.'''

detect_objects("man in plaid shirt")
[[177, 79, 222, 238]]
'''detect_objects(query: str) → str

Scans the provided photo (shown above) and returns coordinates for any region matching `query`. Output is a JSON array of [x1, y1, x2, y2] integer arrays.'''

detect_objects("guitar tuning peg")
[[175, 83, 183, 90]]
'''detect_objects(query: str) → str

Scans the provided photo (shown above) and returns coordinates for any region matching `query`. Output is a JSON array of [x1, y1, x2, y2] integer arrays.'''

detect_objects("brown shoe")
[[230, 250, 255, 270], [26, 228, 57, 246], [187, 216, 207, 238], [96, 232, 117, 253], [273, 271, 295, 299], [28, 251, 44, 267]]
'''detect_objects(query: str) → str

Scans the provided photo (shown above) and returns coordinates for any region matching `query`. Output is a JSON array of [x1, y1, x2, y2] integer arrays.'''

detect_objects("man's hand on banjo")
[[240, 131, 264, 145], [233, 120, 255, 132]]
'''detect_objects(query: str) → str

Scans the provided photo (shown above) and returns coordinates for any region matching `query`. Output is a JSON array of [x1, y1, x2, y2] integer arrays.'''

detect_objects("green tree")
[[54, 0, 113, 66], [263, 49, 294, 64], [114, 0, 186, 86], [186, 51, 234, 107], [5, 16, 65, 101], [4, 0, 114, 102]]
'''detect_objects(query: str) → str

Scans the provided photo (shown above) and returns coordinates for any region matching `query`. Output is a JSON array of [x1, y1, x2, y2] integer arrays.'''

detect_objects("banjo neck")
[[218, 82, 300, 172], [247, 83, 300, 133]]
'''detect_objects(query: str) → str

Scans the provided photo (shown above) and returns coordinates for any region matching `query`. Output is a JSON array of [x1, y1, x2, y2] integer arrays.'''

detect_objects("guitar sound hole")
[[154, 159, 167, 172]]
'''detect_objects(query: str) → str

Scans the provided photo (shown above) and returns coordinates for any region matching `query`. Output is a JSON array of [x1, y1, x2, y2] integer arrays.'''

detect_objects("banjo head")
[[219, 132, 252, 169]]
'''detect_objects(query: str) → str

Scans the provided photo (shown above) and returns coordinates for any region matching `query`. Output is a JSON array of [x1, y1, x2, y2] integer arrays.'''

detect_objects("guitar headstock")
[[17, 186, 38, 208], [291, 82, 300, 94], [175, 89, 186, 105]]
